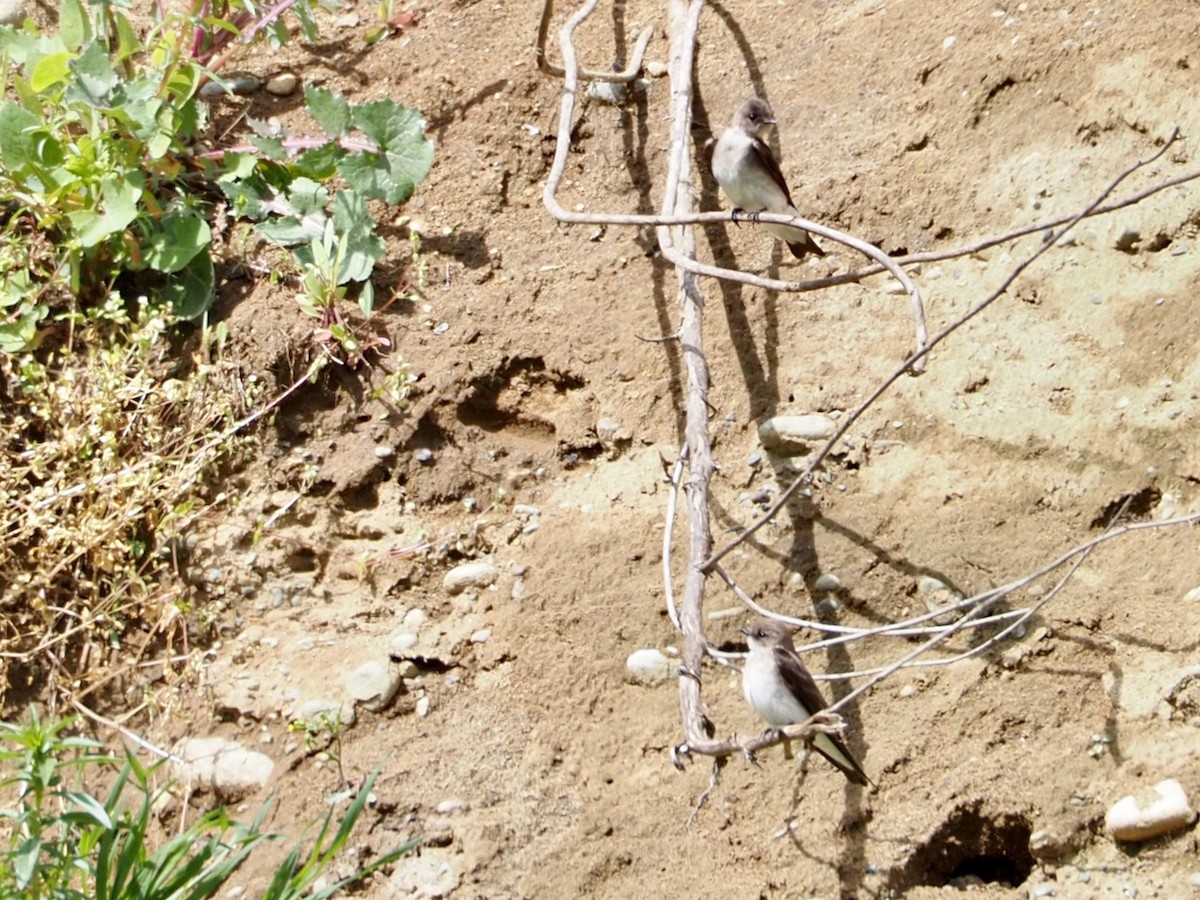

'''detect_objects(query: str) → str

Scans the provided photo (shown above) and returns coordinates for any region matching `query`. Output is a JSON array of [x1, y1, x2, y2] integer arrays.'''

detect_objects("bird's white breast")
[[742, 649, 811, 726]]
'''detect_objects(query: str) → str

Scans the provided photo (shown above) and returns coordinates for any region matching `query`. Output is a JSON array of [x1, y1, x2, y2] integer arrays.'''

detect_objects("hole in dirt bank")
[[456, 356, 584, 435], [1090, 486, 1160, 529], [888, 803, 1035, 892]]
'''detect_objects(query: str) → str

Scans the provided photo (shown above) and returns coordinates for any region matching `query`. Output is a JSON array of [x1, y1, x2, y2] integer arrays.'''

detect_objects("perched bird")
[[710, 97, 826, 260], [741, 617, 871, 786]]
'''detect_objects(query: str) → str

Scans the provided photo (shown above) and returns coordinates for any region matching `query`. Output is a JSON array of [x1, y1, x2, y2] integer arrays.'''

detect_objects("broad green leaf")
[[159, 251, 215, 319], [339, 101, 434, 204], [331, 190, 384, 283], [305, 86, 350, 138], [71, 171, 144, 248], [0, 100, 39, 170], [292, 141, 340, 181], [30, 51, 73, 92], [68, 40, 119, 106], [143, 213, 211, 273], [250, 134, 287, 161], [59, 0, 91, 51]]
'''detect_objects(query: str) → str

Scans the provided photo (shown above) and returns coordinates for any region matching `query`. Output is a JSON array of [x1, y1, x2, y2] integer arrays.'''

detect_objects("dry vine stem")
[[539, 2, 1200, 767]]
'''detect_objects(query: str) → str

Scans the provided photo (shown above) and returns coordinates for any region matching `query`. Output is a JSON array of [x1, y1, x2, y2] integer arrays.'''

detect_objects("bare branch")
[[535, 0, 653, 83]]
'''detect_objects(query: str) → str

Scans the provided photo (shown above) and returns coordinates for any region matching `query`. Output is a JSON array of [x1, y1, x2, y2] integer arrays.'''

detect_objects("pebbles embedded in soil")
[[626, 648, 672, 685], [444, 561, 499, 594], [345, 658, 402, 711], [1105, 779, 1197, 842], [758, 415, 837, 450], [174, 737, 274, 802]]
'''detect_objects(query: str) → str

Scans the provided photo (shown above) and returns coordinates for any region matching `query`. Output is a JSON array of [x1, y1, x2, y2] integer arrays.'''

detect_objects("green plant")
[[0, 709, 417, 899], [0, 0, 433, 349], [289, 707, 349, 789]]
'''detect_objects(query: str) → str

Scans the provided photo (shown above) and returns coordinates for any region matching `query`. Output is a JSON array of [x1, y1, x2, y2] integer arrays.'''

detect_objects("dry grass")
[[0, 302, 257, 710]]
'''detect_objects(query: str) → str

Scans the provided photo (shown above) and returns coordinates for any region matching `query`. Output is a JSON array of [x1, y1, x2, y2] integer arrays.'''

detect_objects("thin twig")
[[535, 0, 653, 82], [662, 446, 689, 633]]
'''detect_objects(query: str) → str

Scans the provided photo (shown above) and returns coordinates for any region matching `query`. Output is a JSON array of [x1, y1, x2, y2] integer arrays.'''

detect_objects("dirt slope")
[[150, 2, 1200, 897]]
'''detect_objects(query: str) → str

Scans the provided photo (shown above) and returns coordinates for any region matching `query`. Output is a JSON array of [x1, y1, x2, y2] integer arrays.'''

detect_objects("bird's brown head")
[[732, 97, 776, 138], [740, 617, 795, 650]]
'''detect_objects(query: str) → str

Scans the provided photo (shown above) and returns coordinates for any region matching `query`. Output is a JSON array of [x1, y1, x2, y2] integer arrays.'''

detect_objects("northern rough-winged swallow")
[[741, 617, 871, 786], [711, 97, 825, 260]]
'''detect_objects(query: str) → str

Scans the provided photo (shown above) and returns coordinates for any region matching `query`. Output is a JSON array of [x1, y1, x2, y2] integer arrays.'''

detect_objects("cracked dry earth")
[[98, 1, 1200, 898]]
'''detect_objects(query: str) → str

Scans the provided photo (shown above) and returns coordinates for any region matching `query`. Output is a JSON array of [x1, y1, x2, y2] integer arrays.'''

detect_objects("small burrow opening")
[[888, 803, 1035, 892]]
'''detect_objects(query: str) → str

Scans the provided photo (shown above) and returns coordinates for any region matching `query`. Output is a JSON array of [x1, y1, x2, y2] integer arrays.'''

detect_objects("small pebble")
[[626, 648, 671, 685], [403, 608, 428, 628], [374, 445, 395, 459], [265, 72, 298, 95], [444, 561, 499, 595], [416, 696, 431, 717], [1106, 779, 1197, 842], [812, 573, 841, 593], [758, 415, 836, 450], [645, 60, 668, 77], [470, 629, 491, 644], [414, 447, 434, 464]]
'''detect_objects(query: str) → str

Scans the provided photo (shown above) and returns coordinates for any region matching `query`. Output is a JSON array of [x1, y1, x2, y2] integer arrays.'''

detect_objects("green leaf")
[[71, 172, 144, 248], [13, 835, 39, 888], [59, 0, 91, 51], [159, 252, 215, 319], [292, 142, 340, 181], [331, 190, 384, 283], [68, 40, 119, 106], [339, 101, 434, 204], [0, 100, 39, 170], [358, 279, 375, 318], [143, 214, 211, 274], [250, 134, 287, 161], [305, 86, 351, 138], [62, 789, 114, 828], [30, 51, 73, 92]]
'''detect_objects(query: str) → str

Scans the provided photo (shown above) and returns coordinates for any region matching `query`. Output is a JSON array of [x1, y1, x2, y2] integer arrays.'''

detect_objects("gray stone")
[[758, 415, 837, 450], [1105, 779, 1197, 842], [812, 573, 842, 593], [345, 659, 402, 711], [173, 737, 273, 802], [443, 561, 498, 594], [626, 648, 671, 685]]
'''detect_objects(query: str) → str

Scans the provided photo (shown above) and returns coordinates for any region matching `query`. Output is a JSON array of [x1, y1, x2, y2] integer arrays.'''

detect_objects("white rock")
[[403, 608, 428, 628], [436, 799, 470, 815], [626, 648, 672, 685], [265, 73, 298, 96], [173, 737, 274, 801], [1105, 779, 1197, 842], [416, 696, 431, 717], [758, 415, 837, 450], [645, 60, 669, 77], [391, 632, 419, 652], [443, 561, 498, 594], [345, 659, 402, 711], [1183, 585, 1200, 603], [386, 849, 461, 898], [470, 629, 491, 644]]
